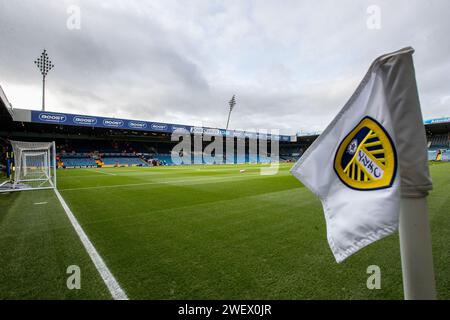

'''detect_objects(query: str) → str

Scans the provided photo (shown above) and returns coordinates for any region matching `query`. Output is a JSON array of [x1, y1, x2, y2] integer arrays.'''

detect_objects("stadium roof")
[[424, 117, 450, 125], [0, 82, 292, 141], [8, 108, 292, 142], [424, 117, 450, 134], [1, 84, 447, 142], [0, 85, 13, 119]]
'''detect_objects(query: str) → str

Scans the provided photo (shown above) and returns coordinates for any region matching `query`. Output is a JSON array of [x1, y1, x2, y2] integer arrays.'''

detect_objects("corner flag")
[[290, 47, 433, 263]]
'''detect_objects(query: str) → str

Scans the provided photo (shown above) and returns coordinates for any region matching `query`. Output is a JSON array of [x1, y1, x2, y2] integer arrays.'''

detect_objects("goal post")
[[0, 140, 57, 192]]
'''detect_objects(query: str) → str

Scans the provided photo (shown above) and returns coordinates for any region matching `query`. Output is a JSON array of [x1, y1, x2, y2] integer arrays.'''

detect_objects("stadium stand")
[[1, 84, 449, 171], [101, 156, 148, 167], [424, 121, 450, 161], [60, 156, 97, 168], [429, 133, 450, 148], [153, 154, 173, 165]]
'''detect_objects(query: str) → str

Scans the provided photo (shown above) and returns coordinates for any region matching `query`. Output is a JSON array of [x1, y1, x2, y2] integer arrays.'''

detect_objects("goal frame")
[[0, 140, 57, 193]]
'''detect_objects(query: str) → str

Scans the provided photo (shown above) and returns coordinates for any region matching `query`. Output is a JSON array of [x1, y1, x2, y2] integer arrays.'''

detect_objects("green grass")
[[0, 189, 110, 299], [0, 162, 449, 299]]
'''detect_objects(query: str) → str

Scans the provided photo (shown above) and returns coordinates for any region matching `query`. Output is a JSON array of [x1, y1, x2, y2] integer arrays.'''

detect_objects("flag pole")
[[399, 196, 437, 300]]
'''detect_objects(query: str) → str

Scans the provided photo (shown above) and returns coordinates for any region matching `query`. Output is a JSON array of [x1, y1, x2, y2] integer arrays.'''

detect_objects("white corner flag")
[[290, 47, 433, 266]]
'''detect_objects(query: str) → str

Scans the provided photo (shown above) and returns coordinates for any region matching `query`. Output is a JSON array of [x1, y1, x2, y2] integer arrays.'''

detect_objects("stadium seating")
[[61, 157, 97, 168], [151, 153, 280, 165], [429, 134, 450, 148], [52, 133, 450, 168], [153, 154, 173, 165], [60, 153, 148, 168], [235, 155, 246, 164], [258, 155, 272, 163], [247, 154, 258, 163], [49, 135, 304, 167], [102, 156, 147, 166]]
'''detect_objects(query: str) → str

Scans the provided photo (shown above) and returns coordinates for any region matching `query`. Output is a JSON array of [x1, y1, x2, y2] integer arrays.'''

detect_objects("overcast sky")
[[0, 0, 449, 134]]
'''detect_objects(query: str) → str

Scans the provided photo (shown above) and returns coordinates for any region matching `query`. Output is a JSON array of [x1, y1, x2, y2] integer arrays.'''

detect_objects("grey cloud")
[[0, 0, 449, 134]]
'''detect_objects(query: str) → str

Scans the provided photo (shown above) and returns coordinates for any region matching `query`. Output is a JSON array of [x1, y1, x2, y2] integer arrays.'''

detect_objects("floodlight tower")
[[34, 49, 55, 111], [225, 95, 236, 131]]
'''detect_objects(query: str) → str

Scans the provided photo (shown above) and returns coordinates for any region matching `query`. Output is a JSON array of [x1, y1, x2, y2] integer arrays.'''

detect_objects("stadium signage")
[[73, 116, 97, 125], [172, 125, 190, 132], [103, 119, 124, 127], [203, 128, 221, 135], [424, 117, 450, 125], [151, 123, 168, 131], [38, 113, 67, 123], [30, 110, 292, 141], [190, 127, 204, 134], [128, 121, 147, 129]]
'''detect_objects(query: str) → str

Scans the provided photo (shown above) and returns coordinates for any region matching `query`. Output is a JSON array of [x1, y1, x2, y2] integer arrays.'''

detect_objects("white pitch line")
[[34, 201, 48, 205], [54, 189, 128, 300], [87, 170, 116, 176], [59, 172, 280, 192]]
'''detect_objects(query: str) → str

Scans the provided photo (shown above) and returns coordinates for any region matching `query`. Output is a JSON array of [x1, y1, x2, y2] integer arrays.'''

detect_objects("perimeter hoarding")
[[30, 110, 291, 141]]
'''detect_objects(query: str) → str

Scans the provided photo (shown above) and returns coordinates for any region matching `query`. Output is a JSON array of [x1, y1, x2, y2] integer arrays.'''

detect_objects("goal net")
[[0, 140, 56, 192]]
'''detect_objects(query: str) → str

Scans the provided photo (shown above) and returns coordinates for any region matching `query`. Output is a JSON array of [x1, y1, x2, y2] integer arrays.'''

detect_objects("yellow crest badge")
[[334, 116, 397, 190]]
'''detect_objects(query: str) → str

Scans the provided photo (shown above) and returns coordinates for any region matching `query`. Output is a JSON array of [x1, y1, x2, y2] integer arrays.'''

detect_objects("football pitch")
[[0, 162, 449, 299]]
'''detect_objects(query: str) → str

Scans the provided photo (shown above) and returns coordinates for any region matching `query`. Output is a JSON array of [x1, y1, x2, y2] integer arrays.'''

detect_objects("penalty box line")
[[54, 188, 128, 300]]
